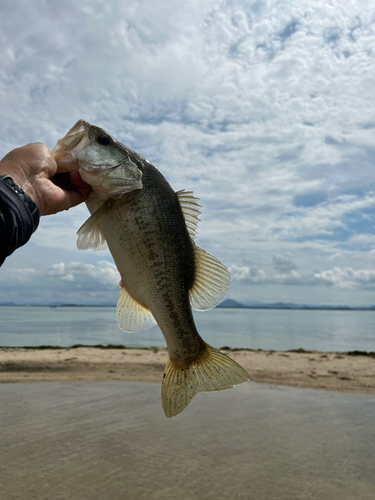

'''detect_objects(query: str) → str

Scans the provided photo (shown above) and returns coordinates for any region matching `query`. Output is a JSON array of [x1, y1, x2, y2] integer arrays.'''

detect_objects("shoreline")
[[1, 344, 375, 355], [0, 346, 374, 395]]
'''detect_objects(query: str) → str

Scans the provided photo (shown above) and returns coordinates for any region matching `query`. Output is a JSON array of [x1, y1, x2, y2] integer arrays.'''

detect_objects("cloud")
[[228, 264, 266, 282], [347, 234, 375, 248], [228, 259, 375, 291], [60, 273, 74, 281], [6, 268, 36, 282], [45, 261, 119, 286], [0, 259, 121, 304], [272, 255, 298, 274], [313, 267, 375, 288]]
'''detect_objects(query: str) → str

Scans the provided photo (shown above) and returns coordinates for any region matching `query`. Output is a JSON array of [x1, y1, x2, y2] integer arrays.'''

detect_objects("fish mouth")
[[53, 120, 91, 170], [79, 165, 143, 192], [77, 160, 122, 172]]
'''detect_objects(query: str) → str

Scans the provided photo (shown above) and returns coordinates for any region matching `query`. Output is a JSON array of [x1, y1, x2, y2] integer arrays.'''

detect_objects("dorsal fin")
[[176, 190, 230, 309], [176, 190, 201, 240], [189, 245, 231, 311], [76, 202, 108, 251]]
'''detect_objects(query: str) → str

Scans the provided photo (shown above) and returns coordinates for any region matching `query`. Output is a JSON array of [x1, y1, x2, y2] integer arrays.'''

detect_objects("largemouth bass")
[[53, 120, 249, 417]]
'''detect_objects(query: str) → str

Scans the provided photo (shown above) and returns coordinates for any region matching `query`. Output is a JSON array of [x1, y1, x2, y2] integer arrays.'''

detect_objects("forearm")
[[0, 176, 39, 266]]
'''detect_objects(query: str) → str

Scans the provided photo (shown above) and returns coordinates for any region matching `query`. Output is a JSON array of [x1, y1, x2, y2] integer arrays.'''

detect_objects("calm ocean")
[[0, 306, 375, 352]]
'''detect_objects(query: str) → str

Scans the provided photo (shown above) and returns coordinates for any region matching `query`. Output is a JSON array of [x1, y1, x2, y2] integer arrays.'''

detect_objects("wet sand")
[[0, 346, 375, 395], [1, 381, 375, 499]]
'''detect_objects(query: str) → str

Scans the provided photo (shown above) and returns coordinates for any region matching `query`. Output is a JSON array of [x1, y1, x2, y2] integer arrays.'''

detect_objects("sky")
[[1, 0, 375, 306]]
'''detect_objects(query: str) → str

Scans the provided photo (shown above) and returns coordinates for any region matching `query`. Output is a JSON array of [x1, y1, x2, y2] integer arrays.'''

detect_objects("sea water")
[[0, 306, 375, 352]]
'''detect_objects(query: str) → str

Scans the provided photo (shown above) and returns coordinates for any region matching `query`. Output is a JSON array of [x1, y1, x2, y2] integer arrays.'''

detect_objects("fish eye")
[[97, 134, 112, 146]]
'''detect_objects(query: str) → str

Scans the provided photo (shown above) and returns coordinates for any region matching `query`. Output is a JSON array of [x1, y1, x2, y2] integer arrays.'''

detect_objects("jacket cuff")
[[0, 175, 39, 233]]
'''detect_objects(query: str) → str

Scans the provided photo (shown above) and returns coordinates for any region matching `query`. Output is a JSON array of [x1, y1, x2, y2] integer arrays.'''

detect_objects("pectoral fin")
[[189, 246, 231, 310], [162, 343, 249, 418], [116, 287, 157, 333], [76, 202, 109, 251]]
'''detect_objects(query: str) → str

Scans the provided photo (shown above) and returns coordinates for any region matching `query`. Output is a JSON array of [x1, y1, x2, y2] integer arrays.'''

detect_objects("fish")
[[53, 120, 249, 417]]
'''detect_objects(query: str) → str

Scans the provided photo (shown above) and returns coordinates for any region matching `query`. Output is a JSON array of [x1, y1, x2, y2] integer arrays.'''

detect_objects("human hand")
[[0, 143, 90, 216]]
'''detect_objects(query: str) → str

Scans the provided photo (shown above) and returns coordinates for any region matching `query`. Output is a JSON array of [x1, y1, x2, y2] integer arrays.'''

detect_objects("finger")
[[28, 143, 58, 178], [43, 187, 89, 216], [62, 189, 89, 209], [69, 171, 90, 189], [68, 172, 91, 201], [50, 173, 90, 200]]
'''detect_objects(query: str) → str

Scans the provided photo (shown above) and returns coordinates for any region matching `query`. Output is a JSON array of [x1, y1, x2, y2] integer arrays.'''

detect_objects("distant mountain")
[[218, 300, 375, 310], [244, 301, 308, 309], [217, 299, 245, 308], [2, 301, 375, 310], [247, 302, 375, 310]]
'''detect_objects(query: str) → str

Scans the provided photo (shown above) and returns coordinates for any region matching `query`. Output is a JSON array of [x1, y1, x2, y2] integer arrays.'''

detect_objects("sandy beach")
[[0, 346, 374, 394]]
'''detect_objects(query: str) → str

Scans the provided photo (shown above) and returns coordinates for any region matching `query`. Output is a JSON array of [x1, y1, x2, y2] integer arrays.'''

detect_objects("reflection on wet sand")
[[1, 382, 374, 500]]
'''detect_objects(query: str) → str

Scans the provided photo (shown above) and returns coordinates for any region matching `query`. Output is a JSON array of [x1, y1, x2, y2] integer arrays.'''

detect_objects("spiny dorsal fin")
[[117, 287, 157, 333], [162, 343, 249, 417], [176, 190, 201, 240], [76, 202, 108, 251], [189, 246, 231, 310]]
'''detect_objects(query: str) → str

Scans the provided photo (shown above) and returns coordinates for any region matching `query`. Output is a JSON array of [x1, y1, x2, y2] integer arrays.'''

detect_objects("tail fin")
[[161, 343, 249, 418]]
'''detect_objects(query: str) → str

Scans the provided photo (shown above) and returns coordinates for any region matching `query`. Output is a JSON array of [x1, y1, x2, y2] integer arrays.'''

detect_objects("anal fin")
[[116, 287, 157, 333], [161, 343, 249, 418]]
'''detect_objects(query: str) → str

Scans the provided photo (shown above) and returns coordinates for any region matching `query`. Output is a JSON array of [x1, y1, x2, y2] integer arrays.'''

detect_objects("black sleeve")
[[0, 176, 40, 266]]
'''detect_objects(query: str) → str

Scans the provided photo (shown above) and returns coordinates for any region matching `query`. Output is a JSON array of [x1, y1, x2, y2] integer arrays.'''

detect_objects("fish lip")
[[78, 161, 123, 172], [78, 165, 143, 191], [52, 120, 91, 164], [63, 119, 90, 142]]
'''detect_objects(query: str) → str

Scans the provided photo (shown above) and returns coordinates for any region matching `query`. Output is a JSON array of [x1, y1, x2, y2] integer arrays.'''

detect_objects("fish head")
[[53, 120, 143, 198]]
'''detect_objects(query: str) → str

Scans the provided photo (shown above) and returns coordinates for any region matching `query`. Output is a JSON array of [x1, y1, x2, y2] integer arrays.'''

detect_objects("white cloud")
[[347, 233, 375, 248], [314, 267, 375, 288], [45, 261, 119, 286], [229, 264, 266, 282], [228, 260, 375, 291], [60, 273, 74, 281]]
